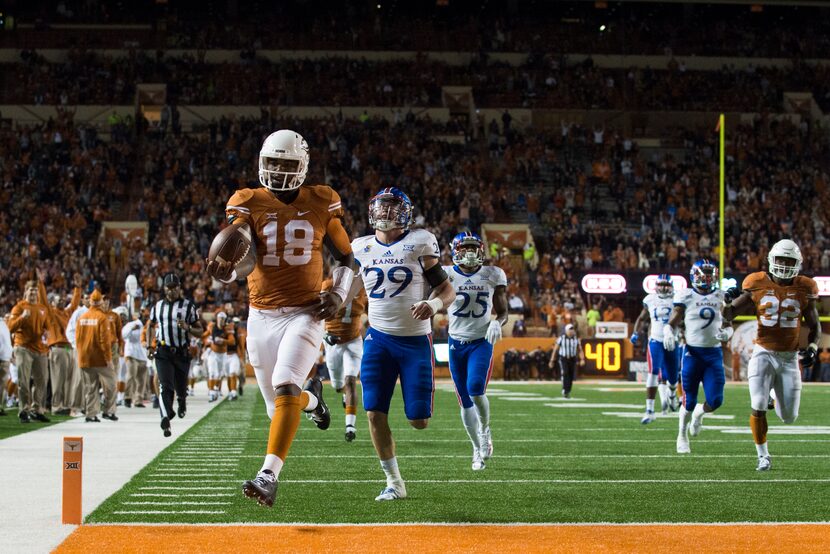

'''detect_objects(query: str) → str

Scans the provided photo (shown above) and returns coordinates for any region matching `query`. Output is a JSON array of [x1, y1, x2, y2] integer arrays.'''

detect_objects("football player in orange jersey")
[[203, 311, 236, 402], [206, 130, 354, 508], [723, 239, 821, 471], [321, 277, 368, 441]]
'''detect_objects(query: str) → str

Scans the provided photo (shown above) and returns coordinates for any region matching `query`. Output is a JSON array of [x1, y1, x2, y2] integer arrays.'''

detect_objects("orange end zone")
[[56, 524, 830, 553]]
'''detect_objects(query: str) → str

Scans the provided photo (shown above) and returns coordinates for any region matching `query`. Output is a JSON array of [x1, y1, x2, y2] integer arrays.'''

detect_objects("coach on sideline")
[[146, 273, 203, 437], [76, 290, 117, 423]]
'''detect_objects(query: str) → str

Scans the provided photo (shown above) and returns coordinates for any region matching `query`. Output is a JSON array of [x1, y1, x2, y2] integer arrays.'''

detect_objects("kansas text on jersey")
[[444, 265, 507, 341]]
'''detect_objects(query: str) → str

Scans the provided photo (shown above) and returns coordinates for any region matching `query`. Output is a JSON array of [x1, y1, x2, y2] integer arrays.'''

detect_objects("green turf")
[[87, 381, 830, 524], [0, 407, 73, 440]]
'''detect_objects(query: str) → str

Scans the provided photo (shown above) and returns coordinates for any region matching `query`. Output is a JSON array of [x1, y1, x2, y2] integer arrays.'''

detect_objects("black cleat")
[[152, 397, 159, 409], [31, 412, 50, 422], [177, 401, 186, 419], [161, 416, 172, 437], [303, 377, 330, 430], [85, 416, 100, 422], [102, 412, 119, 421], [124, 399, 132, 408], [19, 411, 30, 423], [0, 408, 6, 416], [345, 425, 356, 442], [242, 470, 278, 507]]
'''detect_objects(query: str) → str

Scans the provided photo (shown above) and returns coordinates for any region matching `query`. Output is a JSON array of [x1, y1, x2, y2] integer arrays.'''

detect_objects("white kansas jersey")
[[673, 288, 724, 348], [353, 229, 441, 337], [445, 265, 508, 341], [643, 293, 674, 341]]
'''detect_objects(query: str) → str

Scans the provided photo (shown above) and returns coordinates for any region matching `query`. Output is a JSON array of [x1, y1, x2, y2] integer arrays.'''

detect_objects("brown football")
[[208, 224, 256, 281]]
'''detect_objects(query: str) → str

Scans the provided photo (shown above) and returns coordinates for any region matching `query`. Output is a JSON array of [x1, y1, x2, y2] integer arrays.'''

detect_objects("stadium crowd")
[[3, 107, 829, 327], [5, 2, 830, 60], [4, 51, 830, 112]]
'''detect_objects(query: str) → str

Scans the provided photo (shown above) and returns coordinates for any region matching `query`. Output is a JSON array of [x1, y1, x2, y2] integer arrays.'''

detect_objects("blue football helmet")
[[690, 259, 718, 294], [452, 232, 485, 268], [656, 273, 674, 298], [368, 187, 413, 231]]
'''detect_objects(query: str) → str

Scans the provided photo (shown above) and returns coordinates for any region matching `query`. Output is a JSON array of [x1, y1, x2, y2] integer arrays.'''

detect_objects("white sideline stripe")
[[172, 438, 830, 443], [146, 474, 236, 478], [112, 510, 227, 515], [278, 479, 830, 484], [84, 521, 830, 527], [121, 502, 232, 506], [129, 493, 234, 497], [149, 480, 237, 484], [213, 454, 830, 460]]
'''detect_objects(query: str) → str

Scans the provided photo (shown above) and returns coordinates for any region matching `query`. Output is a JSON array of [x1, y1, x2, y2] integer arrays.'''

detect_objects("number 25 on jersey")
[[261, 219, 314, 267]]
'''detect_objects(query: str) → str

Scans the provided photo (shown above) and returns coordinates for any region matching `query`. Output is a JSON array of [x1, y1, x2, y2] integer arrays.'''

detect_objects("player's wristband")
[[425, 297, 444, 314], [329, 265, 354, 305]]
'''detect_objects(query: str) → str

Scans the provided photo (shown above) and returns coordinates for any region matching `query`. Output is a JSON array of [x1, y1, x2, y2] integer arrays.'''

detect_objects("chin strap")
[[329, 265, 354, 305]]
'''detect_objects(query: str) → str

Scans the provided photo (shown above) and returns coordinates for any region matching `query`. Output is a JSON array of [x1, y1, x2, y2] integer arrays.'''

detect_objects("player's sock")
[[117, 381, 126, 394], [345, 405, 357, 427], [229, 375, 237, 391], [380, 457, 403, 487], [657, 383, 668, 408], [472, 395, 490, 432], [208, 379, 215, 391], [299, 390, 318, 412], [189, 378, 196, 389], [646, 398, 655, 412], [692, 403, 705, 421], [261, 395, 302, 479], [750, 413, 769, 457], [461, 407, 482, 449], [678, 406, 691, 434]]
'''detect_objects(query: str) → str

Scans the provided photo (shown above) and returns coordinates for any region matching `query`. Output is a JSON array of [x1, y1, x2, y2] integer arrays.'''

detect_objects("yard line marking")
[[111, 510, 227, 515], [138, 486, 236, 490], [128, 493, 235, 498], [603, 411, 736, 420], [543, 403, 649, 409], [120, 501, 232, 506]]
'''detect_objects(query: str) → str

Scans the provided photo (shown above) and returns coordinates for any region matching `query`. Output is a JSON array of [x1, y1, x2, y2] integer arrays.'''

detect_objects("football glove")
[[799, 345, 818, 368], [485, 320, 503, 345], [723, 286, 742, 305], [662, 331, 676, 352], [715, 327, 734, 342], [323, 333, 340, 346], [630, 332, 639, 345]]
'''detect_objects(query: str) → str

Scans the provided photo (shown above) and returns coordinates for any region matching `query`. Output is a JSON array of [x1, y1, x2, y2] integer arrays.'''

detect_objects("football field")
[[84, 381, 830, 525]]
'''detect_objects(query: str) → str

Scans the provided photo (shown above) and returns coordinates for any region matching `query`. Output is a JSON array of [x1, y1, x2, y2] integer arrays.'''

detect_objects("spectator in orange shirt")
[[603, 301, 625, 323], [8, 281, 50, 423], [76, 290, 117, 422]]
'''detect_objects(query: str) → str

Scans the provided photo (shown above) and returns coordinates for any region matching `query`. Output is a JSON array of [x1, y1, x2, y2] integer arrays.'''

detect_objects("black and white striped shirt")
[[557, 334, 581, 359], [149, 298, 199, 348]]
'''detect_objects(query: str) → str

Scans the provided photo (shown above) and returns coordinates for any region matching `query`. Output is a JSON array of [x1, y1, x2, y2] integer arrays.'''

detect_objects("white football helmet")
[[768, 239, 802, 280], [258, 130, 309, 192]]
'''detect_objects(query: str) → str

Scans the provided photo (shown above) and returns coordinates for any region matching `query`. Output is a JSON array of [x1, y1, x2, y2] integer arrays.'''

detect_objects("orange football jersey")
[[225, 185, 351, 310], [742, 271, 818, 352], [321, 278, 367, 343], [203, 321, 236, 354]]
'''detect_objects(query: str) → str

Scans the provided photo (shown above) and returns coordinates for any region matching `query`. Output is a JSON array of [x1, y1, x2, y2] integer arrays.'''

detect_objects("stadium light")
[[581, 274, 627, 294]]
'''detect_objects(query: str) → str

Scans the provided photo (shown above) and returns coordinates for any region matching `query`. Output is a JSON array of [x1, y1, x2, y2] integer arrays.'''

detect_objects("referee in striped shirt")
[[146, 273, 203, 437], [549, 324, 585, 399]]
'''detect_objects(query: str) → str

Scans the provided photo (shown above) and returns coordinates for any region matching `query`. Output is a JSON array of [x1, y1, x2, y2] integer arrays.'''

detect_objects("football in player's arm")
[[721, 239, 821, 471], [344, 187, 455, 501], [206, 130, 356, 508], [663, 259, 731, 454], [443, 232, 508, 471]]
